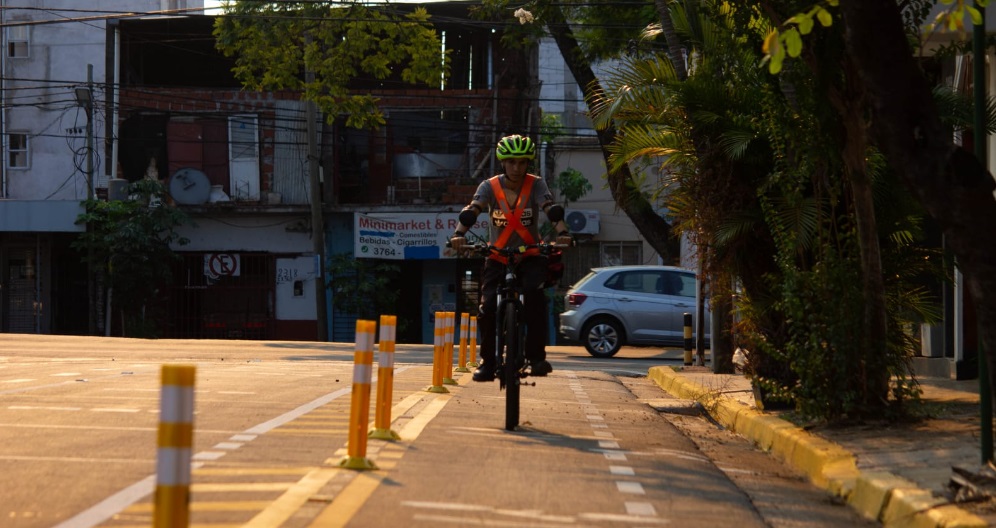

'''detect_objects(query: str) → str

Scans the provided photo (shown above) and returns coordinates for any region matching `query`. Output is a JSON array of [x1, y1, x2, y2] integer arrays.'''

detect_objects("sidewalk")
[[648, 366, 995, 528]]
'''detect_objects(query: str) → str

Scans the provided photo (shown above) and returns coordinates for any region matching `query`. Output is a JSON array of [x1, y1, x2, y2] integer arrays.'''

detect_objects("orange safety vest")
[[489, 175, 540, 263]]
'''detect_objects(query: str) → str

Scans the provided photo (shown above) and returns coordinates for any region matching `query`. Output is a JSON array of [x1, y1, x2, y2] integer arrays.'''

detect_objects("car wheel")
[[581, 317, 624, 358]]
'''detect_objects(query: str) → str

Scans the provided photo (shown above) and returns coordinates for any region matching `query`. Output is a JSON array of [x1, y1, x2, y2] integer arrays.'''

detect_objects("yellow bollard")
[[467, 315, 479, 367], [340, 320, 378, 470], [455, 312, 471, 372], [155, 364, 196, 528], [370, 315, 400, 441], [443, 312, 457, 385], [426, 313, 449, 393]]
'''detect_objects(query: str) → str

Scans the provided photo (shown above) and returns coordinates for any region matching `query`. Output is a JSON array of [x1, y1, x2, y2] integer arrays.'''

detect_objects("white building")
[[0, 1, 204, 333]]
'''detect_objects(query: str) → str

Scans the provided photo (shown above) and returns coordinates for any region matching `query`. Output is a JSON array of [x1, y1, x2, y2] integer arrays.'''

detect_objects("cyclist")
[[450, 134, 573, 381]]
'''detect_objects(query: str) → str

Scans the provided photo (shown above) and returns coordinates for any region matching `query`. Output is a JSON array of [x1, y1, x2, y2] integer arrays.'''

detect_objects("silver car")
[[559, 265, 710, 357]]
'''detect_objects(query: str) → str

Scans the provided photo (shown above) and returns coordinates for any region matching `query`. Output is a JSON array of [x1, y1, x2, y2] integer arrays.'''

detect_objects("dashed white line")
[[609, 465, 635, 476], [625, 502, 658, 516], [616, 481, 645, 494], [193, 451, 226, 461]]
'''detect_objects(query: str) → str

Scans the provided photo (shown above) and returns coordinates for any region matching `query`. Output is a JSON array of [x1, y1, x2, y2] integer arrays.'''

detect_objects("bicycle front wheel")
[[503, 302, 521, 431]]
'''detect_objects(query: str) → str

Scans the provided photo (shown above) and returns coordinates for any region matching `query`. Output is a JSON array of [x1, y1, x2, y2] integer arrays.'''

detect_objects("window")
[[601, 242, 642, 266], [8, 133, 28, 169], [605, 271, 660, 294], [7, 26, 29, 58]]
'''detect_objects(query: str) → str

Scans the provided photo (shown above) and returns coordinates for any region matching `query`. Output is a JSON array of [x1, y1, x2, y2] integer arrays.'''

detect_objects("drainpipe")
[[1, 0, 7, 198]]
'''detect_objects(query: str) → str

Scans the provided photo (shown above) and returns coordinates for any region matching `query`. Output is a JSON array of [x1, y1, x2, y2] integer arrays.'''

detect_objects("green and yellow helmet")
[[496, 134, 536, 160]]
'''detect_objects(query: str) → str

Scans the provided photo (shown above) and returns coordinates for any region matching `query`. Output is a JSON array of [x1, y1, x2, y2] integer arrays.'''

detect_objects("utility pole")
[[76, 64, 97, 335], [305, 36, 329, 342]]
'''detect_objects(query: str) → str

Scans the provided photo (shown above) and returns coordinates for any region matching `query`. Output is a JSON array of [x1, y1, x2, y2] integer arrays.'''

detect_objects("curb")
[[647, 366, 988, 528]]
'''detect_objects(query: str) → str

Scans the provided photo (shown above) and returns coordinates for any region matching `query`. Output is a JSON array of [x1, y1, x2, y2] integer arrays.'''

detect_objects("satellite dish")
[[169, 167, 211, 205]]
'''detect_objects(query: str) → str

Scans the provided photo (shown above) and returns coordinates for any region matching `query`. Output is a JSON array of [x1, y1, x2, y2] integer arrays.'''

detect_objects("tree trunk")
[[654, 0, 688, 82], [839, 0, 996, 404], [832, 63, 891, 404], [545, 5, 680, 263]]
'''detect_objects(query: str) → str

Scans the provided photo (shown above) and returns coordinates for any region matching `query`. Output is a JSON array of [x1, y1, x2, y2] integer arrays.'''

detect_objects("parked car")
[[559, 265, 710, 358]]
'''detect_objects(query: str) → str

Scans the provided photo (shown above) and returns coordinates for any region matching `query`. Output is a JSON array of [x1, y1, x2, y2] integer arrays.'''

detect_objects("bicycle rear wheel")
[[503, 303, 521, 431]]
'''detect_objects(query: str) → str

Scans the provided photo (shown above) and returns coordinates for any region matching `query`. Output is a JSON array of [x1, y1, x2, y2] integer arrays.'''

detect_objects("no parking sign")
[[204, 253, 240, 279]]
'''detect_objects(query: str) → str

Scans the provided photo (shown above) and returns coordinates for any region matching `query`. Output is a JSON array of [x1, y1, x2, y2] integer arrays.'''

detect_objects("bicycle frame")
[[460, 241, 562, 430]]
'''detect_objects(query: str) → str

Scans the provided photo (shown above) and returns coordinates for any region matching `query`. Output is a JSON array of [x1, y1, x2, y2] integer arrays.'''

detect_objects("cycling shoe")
[[472, 364, 496, 382], [528, 360, 553, 377]]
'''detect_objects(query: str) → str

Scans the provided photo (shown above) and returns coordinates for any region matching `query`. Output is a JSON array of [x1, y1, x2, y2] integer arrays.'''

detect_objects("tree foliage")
[[214, 0, 449, 129], [73, 180, 190, 337], [585, 0, 964, 420], [326, 253, 401, 322]]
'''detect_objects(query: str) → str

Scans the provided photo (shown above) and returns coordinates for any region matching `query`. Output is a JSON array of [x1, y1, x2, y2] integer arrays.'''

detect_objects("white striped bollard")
[[155, 364, 196, 528], [370, 315, 400, 441], [339, 319, 378, 470]]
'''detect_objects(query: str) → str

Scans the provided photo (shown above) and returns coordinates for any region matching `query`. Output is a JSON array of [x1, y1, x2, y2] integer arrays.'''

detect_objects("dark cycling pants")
[[477, 256, 548, 365]]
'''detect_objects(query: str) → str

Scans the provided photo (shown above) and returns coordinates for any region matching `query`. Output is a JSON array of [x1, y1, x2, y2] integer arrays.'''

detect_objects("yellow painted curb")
[[646, 366, 987, 528]]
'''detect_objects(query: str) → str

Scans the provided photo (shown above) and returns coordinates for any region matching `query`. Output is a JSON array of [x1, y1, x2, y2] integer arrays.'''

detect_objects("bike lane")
[[324, 369, 768, 527]]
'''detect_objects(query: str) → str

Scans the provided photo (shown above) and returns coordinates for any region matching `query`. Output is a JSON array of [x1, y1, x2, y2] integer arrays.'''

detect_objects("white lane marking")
[[718, 467, 759, 475], [3, 379, 34, 383], [230, 434, 257, 442], [53, 475, 157, 528], [609, 465, 635, 476], [212, 442, 242, 450], [217, 391, 255, 395], [593, 431, 614, 438], [193, 451, 226, 461], [57, 386, 354, 527], [586, 415, 604, 421], [52, 372, 83, 377], [0, 455, 149, 464], [591, 423, 609, 429], [91, 408, 141, 413], [616, 481, 645, 494], [598, 440, 620, 449], [626, 502, 658, 516], [602, 451, 628, 461], [244, 387, 351, 435], [579, 512, 670, 524], [0, 423, 234, 435], [8, 405, 82, 411]]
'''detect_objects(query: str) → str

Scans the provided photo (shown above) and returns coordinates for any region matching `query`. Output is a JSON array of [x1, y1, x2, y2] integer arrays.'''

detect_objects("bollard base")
[[443, 377, 458, 385], [338, 456, 378, 470], [425, 385, 450, 393], [467, 361, 479, 368], [369, 428, 401, 441], [454, 366, 471, 373]]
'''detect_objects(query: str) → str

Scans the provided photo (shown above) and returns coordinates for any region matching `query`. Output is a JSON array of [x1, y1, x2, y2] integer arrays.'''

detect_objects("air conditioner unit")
[[565, 209, 600, 235]]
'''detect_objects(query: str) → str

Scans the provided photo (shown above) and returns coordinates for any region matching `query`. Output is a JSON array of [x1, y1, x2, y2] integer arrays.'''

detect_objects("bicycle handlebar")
[[445, 241, 567, 258]]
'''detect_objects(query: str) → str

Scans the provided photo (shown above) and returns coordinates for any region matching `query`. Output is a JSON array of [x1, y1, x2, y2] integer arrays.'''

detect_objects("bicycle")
[[449, 239, 565, 431]]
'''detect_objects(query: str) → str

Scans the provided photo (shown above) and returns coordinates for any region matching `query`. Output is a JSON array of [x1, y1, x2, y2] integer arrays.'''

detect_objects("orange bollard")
[[455, 313, 471, 373], [370, 315, 400, 441], [340, 320, 378, 470], [467, 315, 479, 367], [426, 313, 449, 393], [443, 312, 457, 385], [155, 364, 196, 528]]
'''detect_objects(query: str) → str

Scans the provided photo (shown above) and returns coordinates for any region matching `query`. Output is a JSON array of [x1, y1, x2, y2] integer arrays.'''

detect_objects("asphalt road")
[[0, 335, 873, 527]]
